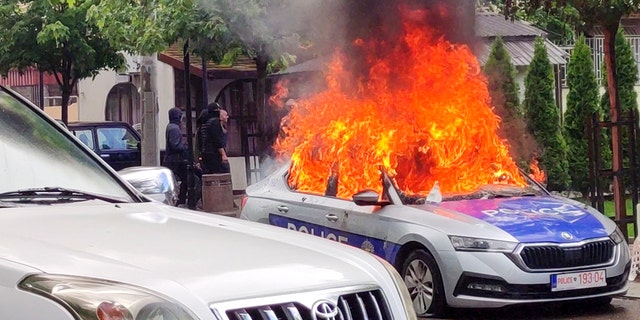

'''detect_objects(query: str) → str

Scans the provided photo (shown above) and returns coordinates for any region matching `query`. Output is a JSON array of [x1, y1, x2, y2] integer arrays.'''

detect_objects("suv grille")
[[225, 290, 390, 320], [519, 239, 615, 269]]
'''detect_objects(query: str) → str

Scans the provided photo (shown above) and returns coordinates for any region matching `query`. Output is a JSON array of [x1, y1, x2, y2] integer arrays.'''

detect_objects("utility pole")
[[140, 55, 160, 166], [183, 41, 197, 209]]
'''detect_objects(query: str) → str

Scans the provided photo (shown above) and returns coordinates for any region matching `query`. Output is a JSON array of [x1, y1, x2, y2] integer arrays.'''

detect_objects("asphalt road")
[[440, 297, 640, 320]]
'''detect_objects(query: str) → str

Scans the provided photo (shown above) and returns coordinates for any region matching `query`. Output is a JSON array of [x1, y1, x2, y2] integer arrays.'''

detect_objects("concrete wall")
[[78, 70, 120, 121]]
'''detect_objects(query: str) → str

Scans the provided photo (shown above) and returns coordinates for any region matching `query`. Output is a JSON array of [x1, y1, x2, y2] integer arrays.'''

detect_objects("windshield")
[[0, 88, 136, 203], [398, 172, 547, 205]]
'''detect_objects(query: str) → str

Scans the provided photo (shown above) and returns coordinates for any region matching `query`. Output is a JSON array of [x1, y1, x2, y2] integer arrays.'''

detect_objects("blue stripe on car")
[[438, 197, 608, 243], [269, 214, 401, 263]]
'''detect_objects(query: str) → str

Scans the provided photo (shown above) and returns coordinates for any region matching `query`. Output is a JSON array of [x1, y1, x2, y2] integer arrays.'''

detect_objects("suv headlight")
[[449, 236, 517, 253], [19, 274, 199, 320], [374, 256, 418, 320], [610, 227, 626, 244]]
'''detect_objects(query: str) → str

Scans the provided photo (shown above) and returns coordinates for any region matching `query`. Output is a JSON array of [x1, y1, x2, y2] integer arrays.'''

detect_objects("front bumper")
[[440, 243, 631, 309]]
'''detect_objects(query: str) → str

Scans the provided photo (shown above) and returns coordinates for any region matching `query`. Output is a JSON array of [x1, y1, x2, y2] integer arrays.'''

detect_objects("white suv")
[[0, 85, 416, 320]]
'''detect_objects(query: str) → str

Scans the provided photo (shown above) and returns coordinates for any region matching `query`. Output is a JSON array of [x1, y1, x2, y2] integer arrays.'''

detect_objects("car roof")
[[67, 121, 133, 127]]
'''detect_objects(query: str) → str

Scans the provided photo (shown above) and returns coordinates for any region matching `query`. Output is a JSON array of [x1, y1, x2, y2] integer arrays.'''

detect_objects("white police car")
[[0, 85, 417, 320], [240, 163, 631, 317]]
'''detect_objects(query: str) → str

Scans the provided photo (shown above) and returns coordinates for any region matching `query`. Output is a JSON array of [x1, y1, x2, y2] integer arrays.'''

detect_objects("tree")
[[600, 27, 639, 187], [196, 0, 302, 157], [506, 0, 640, 236], [0, 0, 124, 124], [563, 35, 600, 196], [601, 28, 639, 118], [482, 36, 536, 167], [523, 37, 570, 191]]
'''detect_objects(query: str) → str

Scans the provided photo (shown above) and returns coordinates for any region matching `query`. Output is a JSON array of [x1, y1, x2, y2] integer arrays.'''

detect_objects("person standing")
[[201, 107, 230, 174], [164, 107, 189, 206]]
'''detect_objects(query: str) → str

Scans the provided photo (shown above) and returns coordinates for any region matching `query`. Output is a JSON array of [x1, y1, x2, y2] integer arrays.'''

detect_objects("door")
[[95, 125, 141, 171]]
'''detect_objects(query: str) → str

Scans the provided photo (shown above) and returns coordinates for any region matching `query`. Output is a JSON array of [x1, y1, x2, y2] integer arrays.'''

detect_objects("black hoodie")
[[164, 108, 187, 164]]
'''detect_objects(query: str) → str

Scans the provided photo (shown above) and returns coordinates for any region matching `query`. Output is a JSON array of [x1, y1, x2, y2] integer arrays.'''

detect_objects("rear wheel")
[[401, 249, 447, 318]]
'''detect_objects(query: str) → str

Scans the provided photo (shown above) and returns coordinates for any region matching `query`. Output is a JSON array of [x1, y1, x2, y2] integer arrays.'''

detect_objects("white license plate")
[[551, 270, 606, 291]]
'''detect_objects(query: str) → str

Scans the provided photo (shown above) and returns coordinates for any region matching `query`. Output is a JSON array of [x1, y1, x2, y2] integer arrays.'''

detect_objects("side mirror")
[[118, 166, 178, 206], [353, 189, 391, 206]]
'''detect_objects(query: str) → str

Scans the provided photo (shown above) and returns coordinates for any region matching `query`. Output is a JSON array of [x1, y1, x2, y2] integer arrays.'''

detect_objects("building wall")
[[78, 69, 120, 121]]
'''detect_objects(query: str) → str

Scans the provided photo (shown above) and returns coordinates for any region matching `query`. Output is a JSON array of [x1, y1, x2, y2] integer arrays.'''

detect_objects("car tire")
[[401, 249, 447, 318]]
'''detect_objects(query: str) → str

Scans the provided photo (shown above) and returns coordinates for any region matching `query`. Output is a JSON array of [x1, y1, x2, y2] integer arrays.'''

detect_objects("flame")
[[528, 158, 546, 184], [269, 79, 290, 108], [274, 5, 526, 198]]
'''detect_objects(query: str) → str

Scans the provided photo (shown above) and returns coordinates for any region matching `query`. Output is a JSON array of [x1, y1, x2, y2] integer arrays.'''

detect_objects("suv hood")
[[0, 203, 380, 302], [433, 196, 610, 243]]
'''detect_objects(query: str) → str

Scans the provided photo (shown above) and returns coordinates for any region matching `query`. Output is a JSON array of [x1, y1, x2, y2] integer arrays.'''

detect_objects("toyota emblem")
[[561, 232, 574, 240], [311, 300, 344, 320]]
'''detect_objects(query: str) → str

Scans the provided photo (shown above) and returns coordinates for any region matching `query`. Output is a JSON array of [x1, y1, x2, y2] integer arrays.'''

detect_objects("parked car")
[[240, 162, 632, 317], [67, 121, 141, 170], [0, 85, 417, 320]]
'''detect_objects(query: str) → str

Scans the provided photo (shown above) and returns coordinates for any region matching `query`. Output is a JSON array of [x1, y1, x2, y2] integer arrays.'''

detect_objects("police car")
[[0, 85, 417, 320], [240, 163, 631, 317]]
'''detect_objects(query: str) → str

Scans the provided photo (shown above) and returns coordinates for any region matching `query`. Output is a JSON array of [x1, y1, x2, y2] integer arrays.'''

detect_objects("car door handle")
[[325, 214, 339, 222], [277, 205, 288, 213]]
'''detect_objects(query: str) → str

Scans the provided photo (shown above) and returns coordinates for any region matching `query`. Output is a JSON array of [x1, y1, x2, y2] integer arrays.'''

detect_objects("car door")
[[266, 190, 353, 244], [303, 174, 403, 261], [274, 189, 397, 259], [95, 125, 141, 170]]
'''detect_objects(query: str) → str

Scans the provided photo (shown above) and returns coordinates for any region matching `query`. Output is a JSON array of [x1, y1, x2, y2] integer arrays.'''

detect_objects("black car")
[[67, 121, 141, 171]]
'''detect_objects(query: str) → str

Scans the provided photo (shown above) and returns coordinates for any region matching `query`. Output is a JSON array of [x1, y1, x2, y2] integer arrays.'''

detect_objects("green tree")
[[483, 36, 536, 167], [197, 0, 302, 156], [523, 37, 570, 191], [484, 37, 522, 117], [91, 0, 303, 157], [600, 27, 639, 186], [563, 35, 600, 196], [88, 0, 232, 168], [601, 28, 639, 117], [506, 0, 640, 232], [0, 0, 124, 124]]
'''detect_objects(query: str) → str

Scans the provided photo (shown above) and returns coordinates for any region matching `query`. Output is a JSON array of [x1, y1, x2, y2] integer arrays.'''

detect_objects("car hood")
[[426, 196, 609, 243], [0, 203, 380, 302]]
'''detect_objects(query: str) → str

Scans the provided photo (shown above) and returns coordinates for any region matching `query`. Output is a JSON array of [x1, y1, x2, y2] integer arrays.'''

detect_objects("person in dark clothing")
[[164, 107, 189, 206], [196, 102, 220, 155], [201, 108, 229, 174]]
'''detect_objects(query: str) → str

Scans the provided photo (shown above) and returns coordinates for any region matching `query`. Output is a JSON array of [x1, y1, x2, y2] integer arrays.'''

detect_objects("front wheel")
[[401, 249, 447, 318]]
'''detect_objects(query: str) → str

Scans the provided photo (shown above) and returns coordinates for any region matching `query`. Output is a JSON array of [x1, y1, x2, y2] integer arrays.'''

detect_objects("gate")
[[587, 109, 639, 242]]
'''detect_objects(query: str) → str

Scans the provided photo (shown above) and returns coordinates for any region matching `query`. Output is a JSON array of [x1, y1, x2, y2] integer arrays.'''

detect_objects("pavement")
[[626, 277, 640, 299]]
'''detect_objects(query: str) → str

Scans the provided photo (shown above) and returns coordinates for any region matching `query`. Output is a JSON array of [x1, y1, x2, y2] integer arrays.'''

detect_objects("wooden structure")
[[588, 109, 640, 241]]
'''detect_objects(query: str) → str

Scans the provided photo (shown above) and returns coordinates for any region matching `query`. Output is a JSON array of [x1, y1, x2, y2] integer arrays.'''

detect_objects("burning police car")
[[0, 85, 417, 320], [240, 163, 631, 317]]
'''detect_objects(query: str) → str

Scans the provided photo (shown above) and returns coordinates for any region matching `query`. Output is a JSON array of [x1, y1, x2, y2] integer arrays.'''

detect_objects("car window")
[[96, 128, 127, 150], [97, 127, 138, 151], [0, 88, 136, 202], [73, 130, 94, 149]]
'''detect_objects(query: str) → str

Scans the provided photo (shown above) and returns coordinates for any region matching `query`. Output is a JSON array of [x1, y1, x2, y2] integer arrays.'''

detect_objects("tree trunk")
[[60, 84, 70, 125], [255, 52, 269, 158], [603, 25, 627, 237]]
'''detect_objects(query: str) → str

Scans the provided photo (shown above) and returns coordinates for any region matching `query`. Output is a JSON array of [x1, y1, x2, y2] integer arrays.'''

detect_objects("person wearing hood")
[[164, 107, 189, 206]]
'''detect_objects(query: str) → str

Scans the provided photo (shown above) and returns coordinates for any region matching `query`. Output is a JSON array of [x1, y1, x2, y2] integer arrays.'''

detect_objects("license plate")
[[551, 270, 606, 291]]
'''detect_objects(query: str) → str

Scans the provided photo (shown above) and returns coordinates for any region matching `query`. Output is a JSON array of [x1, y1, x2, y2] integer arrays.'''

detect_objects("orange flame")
[[269, 79, 290, 108], [528, 158, 546, 184], [274, 5, 526, 198]]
